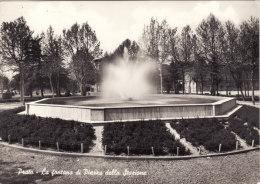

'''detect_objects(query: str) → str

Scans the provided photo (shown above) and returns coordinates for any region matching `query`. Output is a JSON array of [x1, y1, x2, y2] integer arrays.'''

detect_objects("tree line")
[[139, 14, 259, 104], [0, 17, 102, 104], [0, 14, 259, 104]]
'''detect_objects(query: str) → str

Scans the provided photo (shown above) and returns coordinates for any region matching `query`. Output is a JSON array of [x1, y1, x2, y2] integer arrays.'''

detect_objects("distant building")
[[93, 58, 104, 92], [184, 72, 196, 94]]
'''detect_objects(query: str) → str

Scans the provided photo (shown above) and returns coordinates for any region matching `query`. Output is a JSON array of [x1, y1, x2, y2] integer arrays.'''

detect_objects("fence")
[[4, 135, 256, 156]]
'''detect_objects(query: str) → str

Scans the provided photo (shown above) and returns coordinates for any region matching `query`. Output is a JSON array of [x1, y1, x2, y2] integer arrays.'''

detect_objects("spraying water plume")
[[101, 47, 155, 100]]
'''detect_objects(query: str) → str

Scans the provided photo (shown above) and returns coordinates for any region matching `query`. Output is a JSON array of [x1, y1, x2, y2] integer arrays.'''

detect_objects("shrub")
[[64, 90, 71, 97], [0, 107, 96, 153], [102, 120, 189, 156], [231, 105, 259, 128], [170, 118, 237, 152], [228, 118, 259, 146], [2, 92, 12, 100]]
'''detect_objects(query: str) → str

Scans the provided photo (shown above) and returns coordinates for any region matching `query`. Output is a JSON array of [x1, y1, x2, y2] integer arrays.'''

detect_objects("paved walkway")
[[165, 123, 200, 155], [231, 131, 250, 149], [237, 100, 260, 108], [0, 102, 23, 112], [0, 144, 259, 184], [89, 126, 104, 155]]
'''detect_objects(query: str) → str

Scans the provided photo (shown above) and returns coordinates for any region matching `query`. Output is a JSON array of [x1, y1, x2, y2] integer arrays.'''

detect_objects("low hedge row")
[[228, 118, 259, 146], [236, 96, 259, 102], [2, 92, 13, 100], [170, 119, 237, 152], [0, 107, 96, 153], [102, 120, 190, 156]]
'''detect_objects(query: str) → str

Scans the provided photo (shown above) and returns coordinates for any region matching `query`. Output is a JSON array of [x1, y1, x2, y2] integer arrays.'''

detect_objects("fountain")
[[25, 47, 237, 123], [101, 47, 155, 100]]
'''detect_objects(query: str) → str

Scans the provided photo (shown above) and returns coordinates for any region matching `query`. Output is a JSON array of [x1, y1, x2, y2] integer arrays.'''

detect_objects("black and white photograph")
[[0, 1, 259, 183]]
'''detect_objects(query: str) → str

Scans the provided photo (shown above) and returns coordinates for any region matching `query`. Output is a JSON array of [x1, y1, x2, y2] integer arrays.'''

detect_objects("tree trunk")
[[239, 85, 245, 101], [188, 81, 191, 94], [196, 81, 198, 94], [182, 68, 185, 94], [200, 75, 204, 95], [237, 86, 239, 97], [40, 87, 44, 98], [225, 74, 228, 96], [57, 74, 60, 97], [160, 65, 163, 94], [80, 83, 83, 95], [210, 74, 213, 95], [20, 65, 25, 105], [80, 82, 86, 96], [49, 76, 54, 98], [251, 69, 255, 105], [216, 79, 219, 96], [173, 80, 179, 94], [172, 81, 175, 94], [244, 84, 247, 97], [247, 81, 250, 97]]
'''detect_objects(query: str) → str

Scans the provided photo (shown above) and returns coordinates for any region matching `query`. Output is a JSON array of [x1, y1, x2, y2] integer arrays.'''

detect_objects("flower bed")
[[102, 120, 190, 156], [228, 118, 259, 146], [170, 119, 237, 152], [0, 107, 96, 153], [231, 105, 259, 128]]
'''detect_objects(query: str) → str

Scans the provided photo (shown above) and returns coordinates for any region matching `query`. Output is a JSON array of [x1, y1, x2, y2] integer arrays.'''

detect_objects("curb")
[[0, 141, 259, 161]]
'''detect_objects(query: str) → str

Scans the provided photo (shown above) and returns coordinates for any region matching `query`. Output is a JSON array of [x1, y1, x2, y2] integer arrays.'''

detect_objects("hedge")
[[102, 120, 190, 156], [170, 118, 237, 152], [228, 118, 259, 146], [2, 92, 12, 100], [231, 105, 259, 128], [0, 107, 96, 153]]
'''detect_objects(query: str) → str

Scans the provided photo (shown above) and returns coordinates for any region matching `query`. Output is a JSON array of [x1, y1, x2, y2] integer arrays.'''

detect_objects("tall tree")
[[171, 25, 193, 94], [158, 20, 171, 94], [191, 34, 208, 94], [113, 39, 140, 62], [24, 36, 42, 97], [168, 28, 179, 93], [63, 22, 102, 95], [239, 17, 259, 104], [41, 26, 64, 98], [220, 20, 245, 99], [0, 17, 33, 104], [140, 18, 171, 94], [196, 14, 224, 95], [71, 49, 96, 95]]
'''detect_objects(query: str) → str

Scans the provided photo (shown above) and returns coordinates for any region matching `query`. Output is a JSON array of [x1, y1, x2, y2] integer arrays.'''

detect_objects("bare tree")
[[41, 26, 63, 98], [0, 17, 33, 104], [239, 17, 259, 104], [71, 49, 96, 95], [179, 25, 193, 94], [140, 18, 171, 94], [191, 34, 208, 94], [220, 20, 245, 99], [196, 14, 224, 96]]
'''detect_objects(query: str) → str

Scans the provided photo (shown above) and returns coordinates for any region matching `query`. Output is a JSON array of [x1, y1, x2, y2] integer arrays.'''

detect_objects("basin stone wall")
[[26, 97, 236, 123]]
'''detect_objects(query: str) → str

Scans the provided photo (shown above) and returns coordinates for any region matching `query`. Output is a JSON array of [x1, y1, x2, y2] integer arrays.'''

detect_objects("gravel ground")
[[165, 123, 200, 155], [89, 126, 104, 155], [0, 102, 23, 112], [0, 145, 259, 184]]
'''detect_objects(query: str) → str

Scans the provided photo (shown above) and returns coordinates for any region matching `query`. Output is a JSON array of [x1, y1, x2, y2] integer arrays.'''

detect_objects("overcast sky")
[[0, 1, 259, 53]]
